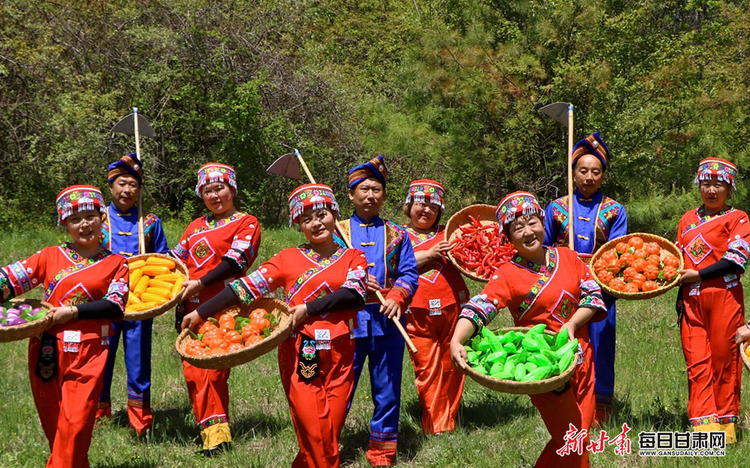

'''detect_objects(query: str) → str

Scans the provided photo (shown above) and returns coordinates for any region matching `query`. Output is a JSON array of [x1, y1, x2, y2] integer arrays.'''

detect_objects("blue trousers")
[[349, 332, 405, 447], [588, 295, 616, 406], [100, 318, 152, 406]]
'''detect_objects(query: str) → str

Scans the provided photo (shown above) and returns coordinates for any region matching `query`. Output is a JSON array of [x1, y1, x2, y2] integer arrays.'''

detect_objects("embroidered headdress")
[[572, 132, 610, 169], [55, 185, 106, 224], [496, 191, 544, 227], [695, 157, 737, 190], [107, 153, 144, 184], [288, 183, 340, 225], [404, 179, 445, 211], [195, 163, 237, 196], [348, 155, 388, 189]]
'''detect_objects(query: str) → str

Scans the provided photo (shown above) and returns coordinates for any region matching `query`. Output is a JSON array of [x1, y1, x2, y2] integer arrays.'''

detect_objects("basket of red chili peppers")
[[446, 204, 516, 282]]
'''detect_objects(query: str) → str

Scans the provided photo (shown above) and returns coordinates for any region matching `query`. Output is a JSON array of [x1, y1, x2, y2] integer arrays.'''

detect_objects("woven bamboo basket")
[[176, 297, 291, 369], [445, 204, 506, 283], [0, 299, 53, 343], [464, 327, 578, 395], [741, 342, 750, 373], [123, 253, 189, 321], [589, 233, 684, 300]]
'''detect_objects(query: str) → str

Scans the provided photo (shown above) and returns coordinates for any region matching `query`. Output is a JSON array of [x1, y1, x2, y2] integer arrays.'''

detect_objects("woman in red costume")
[[172, 163, 261, 455], [182, 183, 367, 467], [450, 191, 606, 468], [0, 185, 128, 468], [676, 158, 748, 443], [401, 179, 468, 435]]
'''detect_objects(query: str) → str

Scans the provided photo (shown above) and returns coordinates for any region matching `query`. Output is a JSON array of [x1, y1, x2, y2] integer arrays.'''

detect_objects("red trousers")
[[278, 332, 356, 468], [406, 304, 465, 434], [529, 342, 595, 468], [182, 361, 231, 430], [680, 284, 744, 425], [28, 335, 109, 468]]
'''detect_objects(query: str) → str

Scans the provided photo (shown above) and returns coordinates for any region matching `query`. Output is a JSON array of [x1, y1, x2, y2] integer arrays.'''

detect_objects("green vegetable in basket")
[[486, 350, 507, 364], [502, 342, 517, 354], [554, 328, 569, 350], [557, 350, 576, 373], [528, 323, 547, 335], [555, 339, 579, 359], [513, 363, 527, 381], [524, 362, 538, 373], [523, 365, 553, 382]]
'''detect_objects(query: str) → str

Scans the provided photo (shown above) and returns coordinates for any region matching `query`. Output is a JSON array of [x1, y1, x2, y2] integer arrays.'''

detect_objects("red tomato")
[[645, 242, 661, 256], [631, 273, 646, 289], [601, 250, 619, 262], [596, 270, 615, 285], [619, 252, 635, 268], [608, 277, 626, 291], [631, 258, 647, 273], [593, 258, 607, 273], [662, 265, 678, 281], [615, 242, 629, 254], [643, 264, 660, 280], [646, 254, 661, 267], [623, 283, 639, 293], [642, 280, 659, 292], [663, 253, 680, 268], [622, 267, 637, 282], [628, 236, 645, 250]]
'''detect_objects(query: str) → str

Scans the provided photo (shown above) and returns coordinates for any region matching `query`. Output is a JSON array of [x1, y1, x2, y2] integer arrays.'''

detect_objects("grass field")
[[1, 221, 749, 467]]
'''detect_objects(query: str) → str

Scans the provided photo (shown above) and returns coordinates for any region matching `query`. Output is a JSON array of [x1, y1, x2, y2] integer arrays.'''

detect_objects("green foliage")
[[1, 0, 749, 226]]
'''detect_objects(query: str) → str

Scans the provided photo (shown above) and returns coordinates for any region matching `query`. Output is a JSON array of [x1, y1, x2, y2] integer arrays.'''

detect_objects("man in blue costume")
[[543, 133, 628, 425], [96, 153, 169, 435], [338, 155, 419, 467]]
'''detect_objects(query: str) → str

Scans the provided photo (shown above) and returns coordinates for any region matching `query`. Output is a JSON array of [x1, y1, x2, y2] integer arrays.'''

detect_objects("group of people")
[[0, 131, 747, 468]]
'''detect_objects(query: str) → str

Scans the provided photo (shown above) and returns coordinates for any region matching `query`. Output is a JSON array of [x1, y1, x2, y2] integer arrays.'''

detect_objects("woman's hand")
[[678, 269, 700, 284], [50, 305, 77, 326], [429, 240, 451, 260], [366, 274, 380, 295], [735, 323, 750, 346], [181, 311, 203, 330], [180, 279, 204, 301], [560, 321, 577, 341], [289, 304, 309, 330], [379, 298, 401, 319], [450, 340, 469, 373]]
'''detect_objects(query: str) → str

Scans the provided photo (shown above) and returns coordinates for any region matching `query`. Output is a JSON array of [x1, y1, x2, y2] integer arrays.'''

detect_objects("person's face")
[[507, 214, 545, 260], [65, 209, 103, 247], [109, 175, 140, 211], [201, 182, 235, 216], [349, 178, 386, 220], [573, 155, 605, 198], [699, 177, 730, 213], [298, 208, 336, 246], [408, 200, 440, 230]]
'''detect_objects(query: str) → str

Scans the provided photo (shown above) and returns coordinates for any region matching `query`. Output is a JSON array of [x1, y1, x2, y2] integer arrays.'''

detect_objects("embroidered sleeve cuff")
[[341, 268, 368, 302], [723, 248, 748, 272], [224, 239, 257, 271], [103, 279, 128, 313], [229, 277, 262, 306], [458, 307, 484, 335], [171, 244, 189, 262], [460, 294, 498, 330], [579, 279, 606, 312], [393, 278, 415, 299]]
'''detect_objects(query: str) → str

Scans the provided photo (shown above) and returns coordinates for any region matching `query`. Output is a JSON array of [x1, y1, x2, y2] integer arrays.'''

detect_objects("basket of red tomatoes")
[[590, 233, 684, 300], [175, 297, 291, 369], [446, 204, 516, 282]]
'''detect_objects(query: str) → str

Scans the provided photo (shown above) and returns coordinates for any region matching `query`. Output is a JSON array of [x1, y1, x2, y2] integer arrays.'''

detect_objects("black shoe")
[[202, 441, 232, 458]]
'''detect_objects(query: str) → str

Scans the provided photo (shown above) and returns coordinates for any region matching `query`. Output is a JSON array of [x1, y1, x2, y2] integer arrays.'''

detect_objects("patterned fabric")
[[55, 185, 106, 224], [101, 204, 169, 257], [572, 132, 610, 169], [695, 157, 737, 190], [495, 191, 544, 226], [107, 153, 143, 183], [194, 162, 237, 196], [404, 179, 445, 211], [459, 247, 606, 335], [544, 191, 628, 256], [677, 207, 750, 284], [348, 155, 388, 188], [287, 183, 339, 226]]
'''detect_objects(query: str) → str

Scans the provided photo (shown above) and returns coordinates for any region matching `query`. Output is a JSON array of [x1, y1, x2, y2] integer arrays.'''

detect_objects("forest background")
[[1, 0, 749, 233]]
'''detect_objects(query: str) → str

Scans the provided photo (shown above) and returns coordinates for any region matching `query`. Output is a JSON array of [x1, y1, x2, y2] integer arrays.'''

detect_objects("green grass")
[[1, 222, 750, 466]]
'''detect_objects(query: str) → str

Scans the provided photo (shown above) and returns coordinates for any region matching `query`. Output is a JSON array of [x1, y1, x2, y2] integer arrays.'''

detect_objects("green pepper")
[[472, 363, 488, 375], [540, 349, 558, 364], [513, 364, 527, 381], [486, 350, 508, 364], [489, 361, 504, 376], [554, 329, 569, 350], [555, 339, 579, 359], [517, 347, 528, 364], [466, 351, 480, 364], [528, 323, 547, 335], [543, 333, 555, 346], [476, 340, 491, 353], [524, 362, 538, 373], [528, 354, 553, 368], [521, 337, 541, 352], [488, 336, 504, 353], [523, 365, 553, 382], [503, 360, 515, 374], [500, 331, 516, 345], [480, 327, 496, 340], [491, 371, 514, 380], [502, 342, 517, 354], [557, 350, 576, 373]]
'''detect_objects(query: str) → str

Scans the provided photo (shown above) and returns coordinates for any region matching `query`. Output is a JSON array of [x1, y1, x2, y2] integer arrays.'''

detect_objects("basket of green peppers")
[[463, 324, 579, 395]]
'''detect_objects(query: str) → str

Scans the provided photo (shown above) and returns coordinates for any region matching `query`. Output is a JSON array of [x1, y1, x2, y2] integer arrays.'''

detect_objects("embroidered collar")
[[301, 245, 346, 265], [205, 211, 244, 229], [109, 202, 137, 217], [405, 226, 438, 243], [351, 212, 382, 228], [512, 247, 557, 275], [575, 189, 602, 204], [62, 242, 109, 265], [696, 205, 731, 221]]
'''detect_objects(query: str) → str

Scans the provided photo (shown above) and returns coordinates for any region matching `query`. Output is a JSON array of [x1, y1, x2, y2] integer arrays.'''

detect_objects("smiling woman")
[[0, 185, 129, 467]]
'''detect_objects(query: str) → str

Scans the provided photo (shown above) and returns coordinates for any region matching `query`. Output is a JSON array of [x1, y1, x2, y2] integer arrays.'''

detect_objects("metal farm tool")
[[267, 149, 418, 353], [111, 108, 156, 254], [539, 102, 575, 250]]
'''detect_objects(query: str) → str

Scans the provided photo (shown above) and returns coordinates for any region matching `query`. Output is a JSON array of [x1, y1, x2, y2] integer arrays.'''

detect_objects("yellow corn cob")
[[148, 279, 175, 289], [145, 256, 176, 269], [125, 301, 158, 313], [134, 275, 150, 296], [145, 287, 172, 299], [140, 292, 169, 305], [155, 273, 182, 282], [171, 277, 185, 298], [128, 259, 147, 269], [128, 293, 142, 304], [129, 268, 144, 289], [141, 265, 171, 277]]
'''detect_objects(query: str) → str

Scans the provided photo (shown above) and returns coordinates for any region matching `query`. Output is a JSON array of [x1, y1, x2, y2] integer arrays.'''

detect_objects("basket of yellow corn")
[[124, 253, 189, 321]]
